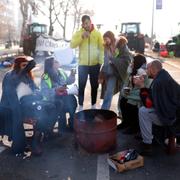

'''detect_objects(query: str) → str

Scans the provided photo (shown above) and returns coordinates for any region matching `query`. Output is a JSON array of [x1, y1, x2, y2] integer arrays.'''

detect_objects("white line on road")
[[96, 154, 110, 180]]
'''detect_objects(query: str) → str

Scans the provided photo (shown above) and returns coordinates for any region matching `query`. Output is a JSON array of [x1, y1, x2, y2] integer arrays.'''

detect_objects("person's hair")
[[43, 56, 59, 82], [103, 31, 116, 50], [131, 54, 146, 87], [13, 56, 33, 79], [81, 15, 90, 23], [44, 56, 54, 75], [131, 54, 146, 76], [116, 36, 128, 49], [150, 60, 162, 72], [13, 56, 28, 72]]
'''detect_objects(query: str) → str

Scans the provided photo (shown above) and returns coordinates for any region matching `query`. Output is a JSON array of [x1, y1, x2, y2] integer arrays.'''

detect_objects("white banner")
[[53, 48, 75, 65], [35, 35, 69, 52]]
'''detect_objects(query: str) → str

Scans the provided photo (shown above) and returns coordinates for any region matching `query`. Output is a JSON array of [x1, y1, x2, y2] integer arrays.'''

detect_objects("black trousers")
[[55, 95, 77, 131], [120, 97, 139, 130], [78, 64, 100, 106], [0, 105, 12, 139]]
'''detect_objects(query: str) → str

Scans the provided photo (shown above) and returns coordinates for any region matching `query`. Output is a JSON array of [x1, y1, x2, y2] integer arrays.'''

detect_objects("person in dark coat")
[[0, 105, 12, 140], [1, 56, 37, 154], [134, 60, 180, 155]]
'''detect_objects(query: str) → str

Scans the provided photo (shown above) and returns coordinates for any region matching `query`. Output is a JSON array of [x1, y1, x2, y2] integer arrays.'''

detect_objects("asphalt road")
[[0, 51, 180, 180]]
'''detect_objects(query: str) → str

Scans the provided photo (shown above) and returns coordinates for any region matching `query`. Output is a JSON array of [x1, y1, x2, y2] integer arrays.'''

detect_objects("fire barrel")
[[74, 109, 117, 153]]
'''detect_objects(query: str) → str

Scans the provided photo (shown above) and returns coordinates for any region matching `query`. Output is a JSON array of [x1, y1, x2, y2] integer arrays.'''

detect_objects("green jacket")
[[121, 74, 151, 107], [41, 68, 75, 101], [43, 69, 67, 89], [70, 28, 104, 66]]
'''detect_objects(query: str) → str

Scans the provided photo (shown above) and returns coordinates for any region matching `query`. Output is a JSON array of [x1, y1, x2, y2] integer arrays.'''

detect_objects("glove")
[[55, 87, 67, 96]]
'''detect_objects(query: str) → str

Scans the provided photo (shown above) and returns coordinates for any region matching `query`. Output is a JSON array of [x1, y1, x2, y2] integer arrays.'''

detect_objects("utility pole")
[[151, 0, 155, 47]]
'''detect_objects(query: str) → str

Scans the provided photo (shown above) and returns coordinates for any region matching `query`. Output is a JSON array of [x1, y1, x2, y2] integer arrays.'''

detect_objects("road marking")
[[96, 154, 109, 180]]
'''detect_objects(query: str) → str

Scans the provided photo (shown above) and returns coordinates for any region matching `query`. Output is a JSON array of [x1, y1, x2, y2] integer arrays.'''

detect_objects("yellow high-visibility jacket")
[[70, 28, 104, 66]]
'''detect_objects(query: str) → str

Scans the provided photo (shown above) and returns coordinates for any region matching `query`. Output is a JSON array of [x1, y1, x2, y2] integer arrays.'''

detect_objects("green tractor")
[[166, 23, 180, 57], [120, 22, 145, 54], [22, 23, 48, 56]]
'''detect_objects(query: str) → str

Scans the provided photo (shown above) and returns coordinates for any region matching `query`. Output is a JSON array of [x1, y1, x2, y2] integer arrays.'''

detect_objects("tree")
[[19, 0, 45, 41], [18, 0, 94, 40], [0, 1, 16, 43]]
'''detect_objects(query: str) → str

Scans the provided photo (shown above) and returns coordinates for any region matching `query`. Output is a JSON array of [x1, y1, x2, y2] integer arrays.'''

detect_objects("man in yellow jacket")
[[70, 15, 104, 111]]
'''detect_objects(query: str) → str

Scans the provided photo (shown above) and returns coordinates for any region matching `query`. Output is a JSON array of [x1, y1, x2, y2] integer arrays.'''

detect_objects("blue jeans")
[[101, 76, 116, 110]]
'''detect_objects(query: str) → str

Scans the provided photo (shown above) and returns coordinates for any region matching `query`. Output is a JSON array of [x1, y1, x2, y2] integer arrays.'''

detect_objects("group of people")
[[70, 15, 180, 155], [0, 14, 180, 157], [0, 55, 77, 155]]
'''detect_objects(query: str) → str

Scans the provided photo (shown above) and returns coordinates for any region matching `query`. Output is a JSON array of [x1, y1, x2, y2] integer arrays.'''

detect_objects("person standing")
[[70, 15, 104, 111], [98, 31, 118, 110]]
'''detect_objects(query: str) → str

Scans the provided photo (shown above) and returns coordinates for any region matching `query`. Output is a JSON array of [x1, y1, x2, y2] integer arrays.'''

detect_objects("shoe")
[[117, 122, 128, 130], [78, 105, 83, 112], [91, 104, 96, 109], [117, 113, 122, 119], [139, 142, 153, 156]]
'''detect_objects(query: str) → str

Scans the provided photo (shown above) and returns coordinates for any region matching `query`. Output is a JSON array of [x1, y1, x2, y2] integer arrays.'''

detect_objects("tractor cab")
[[120, 22, 145, 54], [27, 23, 47, 36], [23, 23, 47, 55]]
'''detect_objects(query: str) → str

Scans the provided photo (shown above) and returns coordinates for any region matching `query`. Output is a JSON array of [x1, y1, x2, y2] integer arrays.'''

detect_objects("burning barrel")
[[74, 109, 117, 153]]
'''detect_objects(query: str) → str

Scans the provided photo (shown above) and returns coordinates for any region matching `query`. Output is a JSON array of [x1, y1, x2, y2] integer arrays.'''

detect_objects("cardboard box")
[[107, 151, 144, 172]]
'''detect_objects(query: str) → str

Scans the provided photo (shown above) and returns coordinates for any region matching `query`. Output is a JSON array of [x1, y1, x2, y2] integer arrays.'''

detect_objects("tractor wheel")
[[136, 38, 145, 54]]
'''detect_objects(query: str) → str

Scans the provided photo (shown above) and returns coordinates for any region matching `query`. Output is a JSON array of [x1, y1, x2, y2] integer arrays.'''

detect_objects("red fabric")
[[160, 50, 168, 57], [55, 88, 67, 96], [146, 97, 153, 108], [90, 24, 94, 32]]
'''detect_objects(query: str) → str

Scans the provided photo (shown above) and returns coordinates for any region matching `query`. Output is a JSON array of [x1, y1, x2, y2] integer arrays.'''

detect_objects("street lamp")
[[151, 0, 155, 41]]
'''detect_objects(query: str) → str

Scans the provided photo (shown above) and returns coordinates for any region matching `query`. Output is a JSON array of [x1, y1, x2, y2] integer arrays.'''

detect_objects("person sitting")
[[40, 57, 77, 135], [134, 60, 180, 155], [118, 54, 150, 134], [0, 105, 12, 143], [0, 56, 43, 155]]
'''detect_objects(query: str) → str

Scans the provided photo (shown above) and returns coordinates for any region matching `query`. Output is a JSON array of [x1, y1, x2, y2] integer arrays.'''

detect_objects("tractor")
[[120, 22, 145, 54], [166, 23, 180, 57], [22, 23, 48, 56]]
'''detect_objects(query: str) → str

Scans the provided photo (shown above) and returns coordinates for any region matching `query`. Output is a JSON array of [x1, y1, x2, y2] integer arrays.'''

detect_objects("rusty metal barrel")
[[74, 109, 117, 153]]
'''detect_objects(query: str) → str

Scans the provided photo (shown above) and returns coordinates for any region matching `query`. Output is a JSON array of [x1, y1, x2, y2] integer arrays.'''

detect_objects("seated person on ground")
[[118, 54, 150, 134], [134, 60, 180, 156], [0, 56, 44, 155], [40, 57, 77, 134]]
